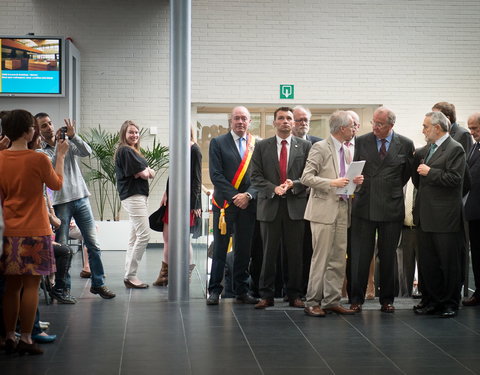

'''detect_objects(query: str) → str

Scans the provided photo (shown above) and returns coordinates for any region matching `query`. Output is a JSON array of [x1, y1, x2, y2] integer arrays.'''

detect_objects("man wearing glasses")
[[292, 106, 322, 144], [349, 106, 414, 313]]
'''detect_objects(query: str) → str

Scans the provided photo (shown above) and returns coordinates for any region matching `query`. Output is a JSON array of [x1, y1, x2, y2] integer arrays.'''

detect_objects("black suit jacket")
[[251, 135, 311, 221], [352, 131, 414, 222], [450, 122, 473, 154], [412, 136, 465, 232], [465, 143, 480, 221], [209, 132, 257, 211]]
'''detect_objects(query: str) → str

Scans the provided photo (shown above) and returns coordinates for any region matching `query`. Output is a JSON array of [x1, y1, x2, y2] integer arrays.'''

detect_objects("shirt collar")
[[434, 133, 450, 148], [276, 134, 292, 145]]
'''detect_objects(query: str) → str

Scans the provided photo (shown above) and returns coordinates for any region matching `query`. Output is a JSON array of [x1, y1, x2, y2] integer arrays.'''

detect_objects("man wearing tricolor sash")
[[206, 106, 259, 306]]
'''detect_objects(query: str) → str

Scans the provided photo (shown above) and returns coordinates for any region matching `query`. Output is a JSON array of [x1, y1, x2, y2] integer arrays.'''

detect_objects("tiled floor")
[[1, 249, 480, 375]]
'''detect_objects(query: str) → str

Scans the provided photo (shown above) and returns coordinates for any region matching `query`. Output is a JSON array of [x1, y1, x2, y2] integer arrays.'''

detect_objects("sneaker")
[[49, 288, 77, 304], [90, 285, 116, 299]]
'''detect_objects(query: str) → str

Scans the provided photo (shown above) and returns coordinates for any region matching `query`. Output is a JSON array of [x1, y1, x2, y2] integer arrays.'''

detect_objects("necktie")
[[339, 146, 348, 200], [344, 142, 352, 164], [425, 143, 437, 163], [379, 139, 387, 160], [339, 146, 346, 177], [279, 139, 287, 184], [238, 137, 245, 158]]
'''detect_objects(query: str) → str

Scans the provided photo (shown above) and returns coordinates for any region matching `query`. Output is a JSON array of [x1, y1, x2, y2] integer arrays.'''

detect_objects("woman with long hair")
[[153, 129, 202, 286], [115, 120, 154, 289], [0, 109, 67, 355]]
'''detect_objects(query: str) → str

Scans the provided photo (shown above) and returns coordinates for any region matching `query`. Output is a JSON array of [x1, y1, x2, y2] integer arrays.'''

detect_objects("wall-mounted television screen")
[[0, 37, 64, 96]]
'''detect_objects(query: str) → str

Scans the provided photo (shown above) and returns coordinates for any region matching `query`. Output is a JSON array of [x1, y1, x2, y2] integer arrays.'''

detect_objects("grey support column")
[[168, 0, 191, 301]]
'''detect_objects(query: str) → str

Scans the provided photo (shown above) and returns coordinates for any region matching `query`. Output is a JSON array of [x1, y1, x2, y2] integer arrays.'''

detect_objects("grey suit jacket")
[[450, 122, 473, 154], [301, 136, 351, 225], [251, 135, 311, 222], [352, 131, 414, 222], [412, 136, 465, 232]]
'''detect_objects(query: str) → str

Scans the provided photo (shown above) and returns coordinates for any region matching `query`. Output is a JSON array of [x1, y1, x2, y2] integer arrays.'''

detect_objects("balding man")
[[207, 106, 259, 305], [350, 106, 414, 313], [463, 113, 480, 306]]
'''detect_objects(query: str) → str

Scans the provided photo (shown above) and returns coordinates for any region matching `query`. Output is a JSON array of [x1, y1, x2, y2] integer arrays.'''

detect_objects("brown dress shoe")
[[289, 298, 305, 308], [324, 305, 355, 315], [304, 306, 326, 317], [381, 303, 395, 313], [462, 295, 480, 306], [350, 303, 362, 313], [255, 299, 274, 309]]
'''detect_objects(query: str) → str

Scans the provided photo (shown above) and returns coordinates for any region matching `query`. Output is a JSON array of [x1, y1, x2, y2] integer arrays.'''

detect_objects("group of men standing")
[[207, 101, 480, 319]]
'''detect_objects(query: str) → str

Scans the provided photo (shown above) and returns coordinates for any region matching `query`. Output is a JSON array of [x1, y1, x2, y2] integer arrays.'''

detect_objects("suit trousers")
[[396, 227, 418, 297], [259, 199, 304, 300], [417, 229, 462, 309], [208, 205, 256, 296], [469, 219, 480, 296], [350, 217, 402, 305], [121, 194, 150, 280], [305, 199, 348, 308]]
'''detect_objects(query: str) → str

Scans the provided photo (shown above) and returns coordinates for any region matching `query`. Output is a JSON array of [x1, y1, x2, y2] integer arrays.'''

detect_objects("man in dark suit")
[[413, 111, 465, 318], [206, 106, 258, 305], [432, 102, 473, 153], [463, 112, 480, 306], [251, 107, 311, 309], [350, 106, 414, 313]]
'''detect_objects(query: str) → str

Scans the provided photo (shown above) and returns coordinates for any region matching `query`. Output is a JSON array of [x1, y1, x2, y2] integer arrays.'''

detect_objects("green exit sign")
[[280, 84, 294, 99]]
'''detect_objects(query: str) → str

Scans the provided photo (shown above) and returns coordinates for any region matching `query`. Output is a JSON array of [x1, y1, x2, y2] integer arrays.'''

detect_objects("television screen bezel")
[[0, 35, 65, 97]]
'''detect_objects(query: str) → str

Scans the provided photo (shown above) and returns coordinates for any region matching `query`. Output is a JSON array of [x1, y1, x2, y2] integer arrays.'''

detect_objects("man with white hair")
[[413, 111, 466, 317]]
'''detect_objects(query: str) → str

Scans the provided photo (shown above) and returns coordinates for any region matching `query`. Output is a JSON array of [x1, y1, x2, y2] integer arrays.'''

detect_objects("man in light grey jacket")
[[37, 113, 115, 302]]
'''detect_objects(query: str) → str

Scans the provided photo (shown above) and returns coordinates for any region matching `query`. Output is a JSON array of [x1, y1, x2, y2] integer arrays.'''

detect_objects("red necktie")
[[279, 139, 287, 184]]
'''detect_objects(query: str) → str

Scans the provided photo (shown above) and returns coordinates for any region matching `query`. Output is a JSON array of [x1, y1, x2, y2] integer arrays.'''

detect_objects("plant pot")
[[95, 220, 130, 251]]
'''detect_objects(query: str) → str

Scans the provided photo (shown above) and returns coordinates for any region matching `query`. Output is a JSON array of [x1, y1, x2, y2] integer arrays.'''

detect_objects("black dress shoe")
[[236, 294, 259, 304], [414, 305, 438, 315], [206, 292, 220, 305], [462, 295, 480, 307], [438, 307, 457, 318]]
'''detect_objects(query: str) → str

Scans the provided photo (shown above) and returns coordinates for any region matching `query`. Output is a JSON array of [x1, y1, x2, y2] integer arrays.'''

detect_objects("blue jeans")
[[54, 197, 105, 288]]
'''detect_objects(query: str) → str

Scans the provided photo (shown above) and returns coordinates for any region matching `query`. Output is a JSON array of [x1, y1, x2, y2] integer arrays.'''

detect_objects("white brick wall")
[[1, 0, 480, 239]]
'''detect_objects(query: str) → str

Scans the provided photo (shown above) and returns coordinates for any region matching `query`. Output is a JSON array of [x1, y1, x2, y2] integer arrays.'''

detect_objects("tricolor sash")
[[212, 134, 256, 235]]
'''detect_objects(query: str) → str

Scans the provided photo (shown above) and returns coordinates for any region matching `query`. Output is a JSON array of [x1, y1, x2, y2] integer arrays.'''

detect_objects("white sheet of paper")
[[336, 160, 366, 196]]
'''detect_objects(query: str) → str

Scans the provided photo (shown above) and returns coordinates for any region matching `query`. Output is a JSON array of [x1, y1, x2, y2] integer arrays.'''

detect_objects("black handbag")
[[149, 205, 166, 232]]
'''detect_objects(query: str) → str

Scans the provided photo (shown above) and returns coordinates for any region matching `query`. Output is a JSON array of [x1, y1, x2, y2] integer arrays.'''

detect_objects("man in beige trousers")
[[301, 111, 364, 317]]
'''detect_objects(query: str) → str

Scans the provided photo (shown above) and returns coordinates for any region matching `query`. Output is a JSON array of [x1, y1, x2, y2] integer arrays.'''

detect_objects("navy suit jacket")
[[306, 134, 323, 144], [209, 132, 257, 211], [465, 143, 480, 221]]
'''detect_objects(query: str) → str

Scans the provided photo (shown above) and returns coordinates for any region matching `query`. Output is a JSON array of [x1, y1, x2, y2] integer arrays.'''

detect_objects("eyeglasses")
[[370, 120, 388, 128], [294, 118, 309, 124]]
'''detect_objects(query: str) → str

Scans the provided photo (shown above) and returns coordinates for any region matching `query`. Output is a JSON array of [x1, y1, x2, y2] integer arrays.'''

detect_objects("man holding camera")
[[37, 113, 115, 302]]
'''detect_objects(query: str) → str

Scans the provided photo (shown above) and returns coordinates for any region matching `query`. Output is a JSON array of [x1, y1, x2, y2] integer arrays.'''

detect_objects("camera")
[[59, 126, 67, 140]]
